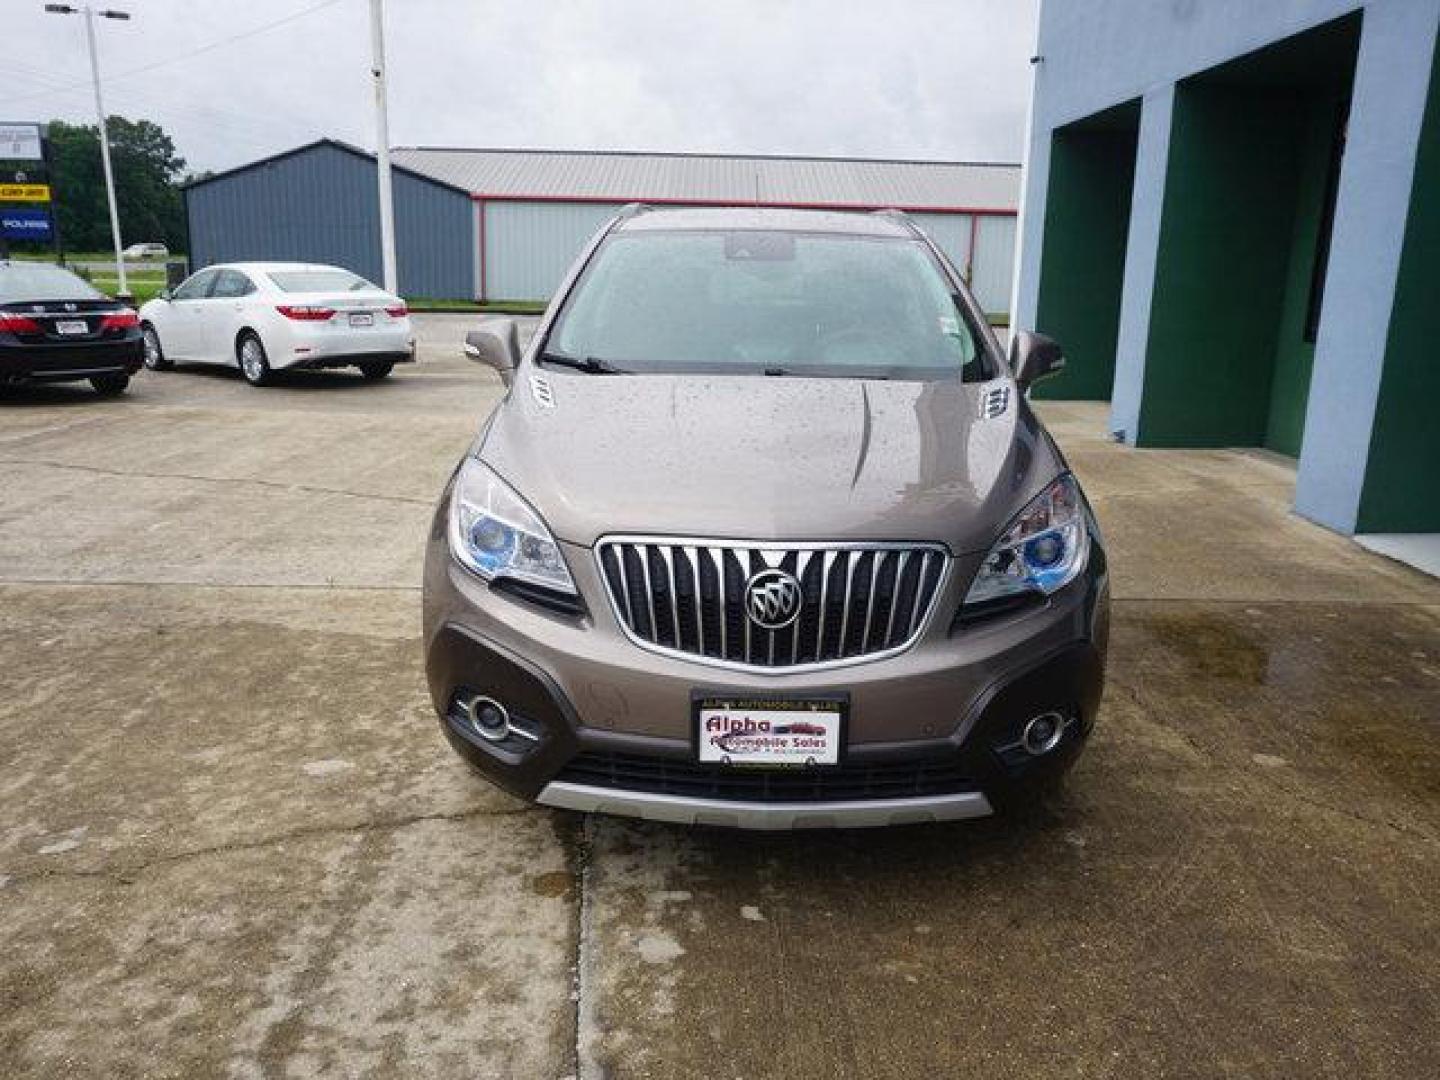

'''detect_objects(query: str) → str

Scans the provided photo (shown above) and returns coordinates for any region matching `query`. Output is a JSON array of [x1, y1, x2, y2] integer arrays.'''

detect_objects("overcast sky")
[[6, 0, 1038, 174]]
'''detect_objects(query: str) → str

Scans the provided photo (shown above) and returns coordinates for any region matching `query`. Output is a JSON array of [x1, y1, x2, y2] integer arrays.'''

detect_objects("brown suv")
[[422, 206, 1108, 829]]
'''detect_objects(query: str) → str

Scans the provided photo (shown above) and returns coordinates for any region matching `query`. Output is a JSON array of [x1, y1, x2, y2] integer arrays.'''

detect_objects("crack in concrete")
[[1252, 778, 1438, 845], [572, 813, 601, 1080], [0, 456, 432, 507], [4, 804, 528, 890]]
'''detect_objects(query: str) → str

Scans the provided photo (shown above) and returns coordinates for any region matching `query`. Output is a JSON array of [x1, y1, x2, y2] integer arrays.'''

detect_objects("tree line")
[[16, 117, 199, 254]]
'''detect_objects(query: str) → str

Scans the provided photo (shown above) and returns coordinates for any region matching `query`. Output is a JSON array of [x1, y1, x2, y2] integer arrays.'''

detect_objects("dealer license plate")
[[55, 319, 88, 335], [694, 694, 845, 768], [348, 312, 374, 327]]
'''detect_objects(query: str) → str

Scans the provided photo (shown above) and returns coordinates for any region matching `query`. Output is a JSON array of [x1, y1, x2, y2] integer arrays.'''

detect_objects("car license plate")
[[348, 312, 374, 327], [694, 693, 846, 767], [55, 319, 88, 335]]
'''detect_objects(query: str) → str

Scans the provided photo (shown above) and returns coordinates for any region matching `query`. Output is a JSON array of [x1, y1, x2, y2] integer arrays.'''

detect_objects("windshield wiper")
[[539, 351, 631, 375]]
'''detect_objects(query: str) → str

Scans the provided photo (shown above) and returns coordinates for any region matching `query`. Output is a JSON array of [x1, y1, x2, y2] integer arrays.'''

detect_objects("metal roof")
[[388, 147, 1020, 212]]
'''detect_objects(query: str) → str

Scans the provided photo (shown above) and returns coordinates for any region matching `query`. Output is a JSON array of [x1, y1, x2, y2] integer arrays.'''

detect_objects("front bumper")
[[423, 512, 1109, 829]]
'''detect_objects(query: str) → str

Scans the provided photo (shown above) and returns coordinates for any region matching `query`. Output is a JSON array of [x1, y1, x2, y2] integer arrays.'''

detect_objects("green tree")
[[47, 116, 188, 253]]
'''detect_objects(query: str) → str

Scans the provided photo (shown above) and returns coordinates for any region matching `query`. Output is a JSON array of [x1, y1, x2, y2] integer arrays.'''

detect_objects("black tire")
[[90, 372, 130, 395], [141, 324, 171, 370], [237, 332, 273, 386], [358, 360, 394, 381]]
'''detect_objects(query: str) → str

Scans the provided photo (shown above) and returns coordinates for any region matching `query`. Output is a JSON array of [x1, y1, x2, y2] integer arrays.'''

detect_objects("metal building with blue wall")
[[185, 141, 1022, 319], [185, 140, 474, 300]]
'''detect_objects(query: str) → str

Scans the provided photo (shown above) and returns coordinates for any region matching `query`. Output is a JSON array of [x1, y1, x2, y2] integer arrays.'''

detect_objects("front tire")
[[237, 332, 273, 386], [91, 372, 130, 395], [141, 325, 170, 370], [358, 360, 394, 381]]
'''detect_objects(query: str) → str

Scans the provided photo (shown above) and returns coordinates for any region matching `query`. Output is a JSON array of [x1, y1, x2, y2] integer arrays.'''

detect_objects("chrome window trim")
[[593, 534, 951, 675]]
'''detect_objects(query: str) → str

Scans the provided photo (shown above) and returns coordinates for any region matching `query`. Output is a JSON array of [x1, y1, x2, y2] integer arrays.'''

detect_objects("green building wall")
[[1032, 106, 1139, 401]]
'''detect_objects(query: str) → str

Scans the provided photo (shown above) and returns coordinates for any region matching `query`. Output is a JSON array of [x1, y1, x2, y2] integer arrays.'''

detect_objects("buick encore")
[[422, 206, 1108, 830]]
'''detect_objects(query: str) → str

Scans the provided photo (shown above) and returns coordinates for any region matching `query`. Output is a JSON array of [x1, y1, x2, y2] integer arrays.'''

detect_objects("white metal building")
[[187, 143, 1021, 313]]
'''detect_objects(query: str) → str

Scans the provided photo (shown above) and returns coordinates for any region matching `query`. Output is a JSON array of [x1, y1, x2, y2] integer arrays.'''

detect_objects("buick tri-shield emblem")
[[744, 569, 803, 630]]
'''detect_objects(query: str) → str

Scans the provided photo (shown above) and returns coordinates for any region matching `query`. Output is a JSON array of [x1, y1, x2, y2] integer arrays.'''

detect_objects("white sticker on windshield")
[[939, 315, 960, 336]]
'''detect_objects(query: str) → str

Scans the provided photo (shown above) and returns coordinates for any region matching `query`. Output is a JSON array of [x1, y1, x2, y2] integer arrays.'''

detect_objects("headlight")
[[963, 473, 1090, 608], [447, 457, 576, 595]]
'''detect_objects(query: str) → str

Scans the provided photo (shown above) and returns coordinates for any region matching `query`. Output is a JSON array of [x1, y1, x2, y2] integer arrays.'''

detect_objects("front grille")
[[558, 751, 976, 803], [596, 538, 947, 669]]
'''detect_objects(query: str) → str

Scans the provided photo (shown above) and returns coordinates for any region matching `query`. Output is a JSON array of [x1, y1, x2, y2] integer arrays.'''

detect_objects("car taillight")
[[100, 310, 139, 331], [276, 305, 335, 321], [0, 312, 42, 333], [385, 304, 407, 318]]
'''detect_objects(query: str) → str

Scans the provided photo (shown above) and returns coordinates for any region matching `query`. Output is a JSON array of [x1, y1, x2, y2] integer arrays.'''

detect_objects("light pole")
[[44, 4, 130, 299], [369, 0, 397, 294]]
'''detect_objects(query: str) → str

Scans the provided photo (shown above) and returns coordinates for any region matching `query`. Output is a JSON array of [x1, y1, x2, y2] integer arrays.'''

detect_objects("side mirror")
[[158, 288, 172, 302], [1010, 330, 1065, 390], [464, 320, 520, 387]]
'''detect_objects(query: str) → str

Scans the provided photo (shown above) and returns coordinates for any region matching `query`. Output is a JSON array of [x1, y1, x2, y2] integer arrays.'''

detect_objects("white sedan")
[[137, 262, 415, 386]]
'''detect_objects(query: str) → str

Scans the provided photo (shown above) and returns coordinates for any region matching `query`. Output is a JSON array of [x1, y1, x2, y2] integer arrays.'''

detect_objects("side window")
[[212, 270, 256, 298], [173, 269, 217, 301]]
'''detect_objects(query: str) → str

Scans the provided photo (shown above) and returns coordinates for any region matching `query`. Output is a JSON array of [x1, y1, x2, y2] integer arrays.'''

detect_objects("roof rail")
[[871, 207, 922, 237]]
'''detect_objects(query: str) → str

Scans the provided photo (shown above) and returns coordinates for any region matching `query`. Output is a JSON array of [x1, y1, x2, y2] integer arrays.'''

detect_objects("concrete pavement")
[[1, 316, 1437, 1078]]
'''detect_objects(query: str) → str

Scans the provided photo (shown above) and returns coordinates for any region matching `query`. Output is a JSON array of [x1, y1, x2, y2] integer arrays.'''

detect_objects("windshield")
[[266, 269, 375, 293], [545, 229, 993, 380], [0, 262, 103, 303]]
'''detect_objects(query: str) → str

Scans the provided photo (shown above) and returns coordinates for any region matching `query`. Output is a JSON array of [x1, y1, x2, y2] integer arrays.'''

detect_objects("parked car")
[[422, 206, 1109, 830], [137, 262, 415, 386], [121, 242, 168, 260], [0, 260, 143, 394]]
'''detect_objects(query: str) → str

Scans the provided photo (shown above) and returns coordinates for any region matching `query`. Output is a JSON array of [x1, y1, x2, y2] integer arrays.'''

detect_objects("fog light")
[[1021, 711, 1065, 756], [465, 696, 511, 743]]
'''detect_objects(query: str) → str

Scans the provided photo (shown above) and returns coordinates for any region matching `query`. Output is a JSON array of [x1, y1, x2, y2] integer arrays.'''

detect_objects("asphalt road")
[[2, 314, 1438, 1079]]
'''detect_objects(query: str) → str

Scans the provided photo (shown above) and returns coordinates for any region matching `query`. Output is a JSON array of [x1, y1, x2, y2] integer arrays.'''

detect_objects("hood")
[[478, 371, 1063, 554]]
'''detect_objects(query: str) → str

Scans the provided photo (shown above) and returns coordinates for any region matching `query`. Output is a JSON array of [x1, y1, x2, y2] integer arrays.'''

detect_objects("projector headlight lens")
[[964, 473, 1090, 608], [447, 457, 576, 595]]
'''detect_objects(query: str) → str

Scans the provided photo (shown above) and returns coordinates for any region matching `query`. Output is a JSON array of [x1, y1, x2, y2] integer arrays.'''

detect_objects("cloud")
[[9, 0, 1037, 172]]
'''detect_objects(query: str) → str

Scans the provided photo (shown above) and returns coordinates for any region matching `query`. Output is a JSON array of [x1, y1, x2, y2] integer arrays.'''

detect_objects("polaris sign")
[[1, 208, 54, 241]]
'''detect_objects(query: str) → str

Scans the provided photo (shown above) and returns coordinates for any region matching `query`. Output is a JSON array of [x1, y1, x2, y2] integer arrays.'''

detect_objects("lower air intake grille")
[[557, 751, 977, 803]]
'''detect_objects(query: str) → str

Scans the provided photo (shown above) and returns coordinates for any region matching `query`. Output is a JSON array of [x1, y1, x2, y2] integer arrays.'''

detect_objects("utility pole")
[[369, 0, 397, 294], [44, 4, 131, 298]]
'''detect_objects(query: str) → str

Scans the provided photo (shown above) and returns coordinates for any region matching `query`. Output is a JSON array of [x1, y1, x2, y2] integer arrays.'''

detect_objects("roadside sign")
[[0, 182, 51, 203], [1, 208, 52, 241], [0, 123, 44, 162]]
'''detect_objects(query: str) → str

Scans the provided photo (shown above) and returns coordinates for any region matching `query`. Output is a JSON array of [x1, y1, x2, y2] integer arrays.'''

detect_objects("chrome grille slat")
[[638, 545, 658, 642], [657, 546, 681, 650], [886, 551, 910, 647], [684, 545, 703, 656], [816, 550, 836, 663], [597, 537, 947, 672], [741, 549, 754, 666], [861, 551, 884, 653], [711, 548, 727, 661]]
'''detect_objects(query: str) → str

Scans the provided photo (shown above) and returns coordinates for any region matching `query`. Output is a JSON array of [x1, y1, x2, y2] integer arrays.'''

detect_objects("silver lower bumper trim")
[[536, 781, 994, 831]]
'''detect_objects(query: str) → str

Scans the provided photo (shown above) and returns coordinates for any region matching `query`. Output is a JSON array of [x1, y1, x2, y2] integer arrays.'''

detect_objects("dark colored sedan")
[[0, 261, 144, 395]]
